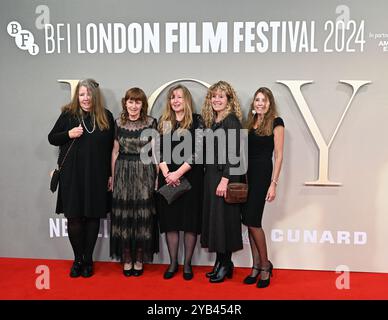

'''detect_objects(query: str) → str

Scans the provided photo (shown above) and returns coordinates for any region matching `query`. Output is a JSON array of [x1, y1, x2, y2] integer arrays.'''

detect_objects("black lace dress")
[[110, 116, 159, 263]]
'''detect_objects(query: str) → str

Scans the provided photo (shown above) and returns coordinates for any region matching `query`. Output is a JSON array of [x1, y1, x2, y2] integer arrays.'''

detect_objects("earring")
[[251, 110, 257, 115]]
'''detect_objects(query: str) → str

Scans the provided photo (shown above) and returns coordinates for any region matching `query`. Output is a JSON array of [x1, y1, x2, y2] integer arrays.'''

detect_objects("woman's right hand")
[[68, 124, 83, 138], [108, 177, 113, 191]]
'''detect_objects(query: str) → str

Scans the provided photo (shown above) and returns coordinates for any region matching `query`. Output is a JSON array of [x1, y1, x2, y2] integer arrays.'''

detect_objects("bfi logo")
[[7, 21, 39, 55]]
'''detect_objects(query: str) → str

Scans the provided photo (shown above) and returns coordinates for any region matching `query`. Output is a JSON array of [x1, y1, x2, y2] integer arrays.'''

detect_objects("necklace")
[[82, 115, 96, 134]]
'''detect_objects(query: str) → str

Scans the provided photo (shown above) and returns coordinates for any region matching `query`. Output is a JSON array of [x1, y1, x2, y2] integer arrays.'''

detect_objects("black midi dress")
[[156, 113, 204, 234], [200, 113, 244, 253], [48, 109, 115, 218], [242, 117, 284, 228]]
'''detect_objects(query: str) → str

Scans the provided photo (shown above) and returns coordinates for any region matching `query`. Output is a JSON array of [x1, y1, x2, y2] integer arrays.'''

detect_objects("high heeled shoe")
[[132, 262, 144, 277], [183, 265, 193, 281], [209, 262, 234, 283], [163, 263, 178, 279], [205, 260, 221, 278], [257, 261, 273, 288], [243, 265, 260, 285], [123, 263, 133, 277]]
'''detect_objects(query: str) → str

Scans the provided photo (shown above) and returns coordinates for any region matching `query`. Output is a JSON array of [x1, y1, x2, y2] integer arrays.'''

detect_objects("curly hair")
[[246, 87, 278, 136], [201, 80, 242, 128]]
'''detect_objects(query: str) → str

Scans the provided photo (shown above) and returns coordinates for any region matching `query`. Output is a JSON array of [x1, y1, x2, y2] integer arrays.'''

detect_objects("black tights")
[[67, 217, 100, 265], [215, 251, 232, 266], [165, 231, 197, 273]]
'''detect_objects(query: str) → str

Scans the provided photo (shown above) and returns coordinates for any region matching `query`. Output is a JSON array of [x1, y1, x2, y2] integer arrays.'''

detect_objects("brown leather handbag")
[[225, 175, 248, 204]]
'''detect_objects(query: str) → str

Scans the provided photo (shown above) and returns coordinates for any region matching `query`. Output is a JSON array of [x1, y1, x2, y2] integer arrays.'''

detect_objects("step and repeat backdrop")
[[1, 0, 387, 272]]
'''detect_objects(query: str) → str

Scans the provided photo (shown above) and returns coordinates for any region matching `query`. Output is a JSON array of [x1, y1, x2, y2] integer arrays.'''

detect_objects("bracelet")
[[271, 179, 278, 185]]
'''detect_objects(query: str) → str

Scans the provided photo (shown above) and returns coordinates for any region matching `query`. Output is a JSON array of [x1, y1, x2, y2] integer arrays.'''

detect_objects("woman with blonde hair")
[[48, 79, 114, 278], [156, 84, 204, 280], [201, 80, 244, 283], [242, 87, 284, 288]]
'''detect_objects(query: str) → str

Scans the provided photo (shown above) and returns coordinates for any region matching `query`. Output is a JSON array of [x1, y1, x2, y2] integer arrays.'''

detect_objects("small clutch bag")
[[50, 169, 60, 193], [157, 177, 192, 204]]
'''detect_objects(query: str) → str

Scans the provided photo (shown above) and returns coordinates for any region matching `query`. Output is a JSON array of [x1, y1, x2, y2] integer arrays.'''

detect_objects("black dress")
[[156, 113, 204, 234], [110, 116, 159, 262], [48, 109, 115, 218], [242, 117, 284, 228], [201, 113, 244, 253]]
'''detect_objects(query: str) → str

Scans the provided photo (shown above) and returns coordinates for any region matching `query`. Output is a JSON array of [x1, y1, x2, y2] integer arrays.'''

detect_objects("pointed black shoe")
[[183, 265, 193, 281], [205, 260, 221, 278], [209, 262, 234, 283], [243, 266, 260, 285], [257, 261, 273, 288], [81, 263, 94, 278], [69, 261, 83, 278], [163, 264, 178, 279]]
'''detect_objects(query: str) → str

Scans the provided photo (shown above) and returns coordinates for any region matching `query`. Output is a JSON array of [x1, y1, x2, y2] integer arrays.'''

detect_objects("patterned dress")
[[110, 116, 158, 263]]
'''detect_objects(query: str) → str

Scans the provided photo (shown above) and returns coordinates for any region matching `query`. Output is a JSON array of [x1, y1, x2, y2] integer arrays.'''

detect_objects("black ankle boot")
[[81, 262, 94, 278], [205, 260, 221, 278], [209, 261, 234, 283], [69, 260, 83, 278], [257, 261, 273, 288]]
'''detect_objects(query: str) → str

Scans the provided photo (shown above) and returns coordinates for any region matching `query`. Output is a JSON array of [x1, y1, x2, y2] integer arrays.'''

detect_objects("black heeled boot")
[[81, 261, 94, 278], [257, 261, 273, 288], [209, 261, 234, 283], [205, 259, 221, 278], [69, 260, 83, 278]]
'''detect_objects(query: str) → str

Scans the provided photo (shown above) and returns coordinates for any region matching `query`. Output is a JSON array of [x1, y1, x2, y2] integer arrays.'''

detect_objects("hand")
[[108, 176, 113, 191], [68, 124, 83, 138], [216, 178, 228, 198], [165, 171, 181, 187], [265, 183, 276, 202]]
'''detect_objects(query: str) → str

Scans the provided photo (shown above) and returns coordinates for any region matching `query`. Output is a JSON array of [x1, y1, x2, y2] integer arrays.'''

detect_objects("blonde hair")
[[245, 87, 278, 136], [158, 84, 194, 134], [201, 80, 242, 128], [62, 79, 110, 130]]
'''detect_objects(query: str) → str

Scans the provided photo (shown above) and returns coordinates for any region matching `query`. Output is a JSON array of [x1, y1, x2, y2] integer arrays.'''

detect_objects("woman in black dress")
[[242, 87, 284, 288], [109, 87, 158, 277], [48, 79, 114, 278], [201, 80, 244, 283], [156, 84, 204, 280]]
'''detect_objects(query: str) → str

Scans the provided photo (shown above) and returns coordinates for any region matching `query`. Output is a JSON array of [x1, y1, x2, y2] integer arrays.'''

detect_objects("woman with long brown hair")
[[48, 79, 114, 278], [242, 87, 284, 288]]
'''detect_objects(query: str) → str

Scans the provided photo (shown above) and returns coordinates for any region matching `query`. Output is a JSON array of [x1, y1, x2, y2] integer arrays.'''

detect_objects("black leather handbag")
[[157, 176, 192, 204], [50, 139, 76, 193]]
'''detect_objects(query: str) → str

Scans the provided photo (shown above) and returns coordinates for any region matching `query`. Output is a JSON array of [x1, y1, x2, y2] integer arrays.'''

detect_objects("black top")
[[209, 112, 243, 179], [48, 109, 115, 218], [248, 117, 284, 160]]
